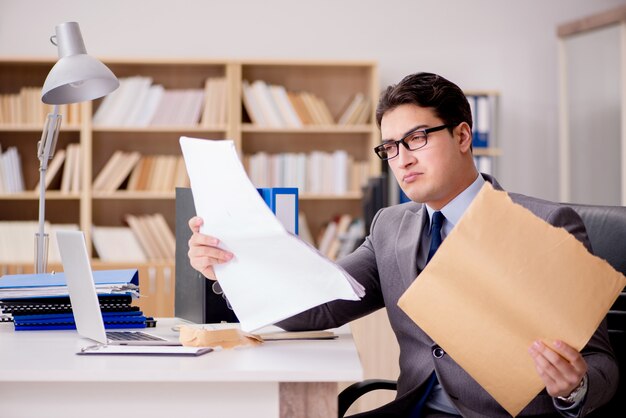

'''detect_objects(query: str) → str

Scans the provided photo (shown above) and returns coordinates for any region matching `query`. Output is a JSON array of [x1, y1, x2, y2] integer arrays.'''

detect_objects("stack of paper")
[[180, 137, 364, 332]]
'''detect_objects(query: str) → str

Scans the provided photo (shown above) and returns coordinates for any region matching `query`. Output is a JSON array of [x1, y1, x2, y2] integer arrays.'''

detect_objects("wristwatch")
[[557, 375, 588, 405]]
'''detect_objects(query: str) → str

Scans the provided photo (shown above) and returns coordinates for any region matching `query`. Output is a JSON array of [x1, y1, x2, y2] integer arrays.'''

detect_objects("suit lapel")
[[394, 173, 500, 288], [395, 206, 426, 288]]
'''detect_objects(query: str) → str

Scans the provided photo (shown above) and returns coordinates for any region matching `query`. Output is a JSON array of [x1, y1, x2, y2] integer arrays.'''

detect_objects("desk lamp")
[[36, 22, 119, 273]]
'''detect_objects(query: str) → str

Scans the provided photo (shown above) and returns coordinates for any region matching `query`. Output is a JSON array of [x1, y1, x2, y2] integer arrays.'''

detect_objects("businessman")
[[187, 72, 617, 417]]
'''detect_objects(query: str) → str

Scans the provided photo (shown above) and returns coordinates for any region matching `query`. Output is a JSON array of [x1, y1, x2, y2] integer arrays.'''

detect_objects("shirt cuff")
[[552, 375, 588, 416]]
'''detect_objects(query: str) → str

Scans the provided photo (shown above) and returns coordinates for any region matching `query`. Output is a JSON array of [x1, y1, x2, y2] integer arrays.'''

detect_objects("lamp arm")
[[35, 105, 62, 274]]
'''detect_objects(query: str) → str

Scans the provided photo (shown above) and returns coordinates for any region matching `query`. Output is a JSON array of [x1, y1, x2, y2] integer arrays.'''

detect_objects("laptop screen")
[[56, 230, 108, 344]]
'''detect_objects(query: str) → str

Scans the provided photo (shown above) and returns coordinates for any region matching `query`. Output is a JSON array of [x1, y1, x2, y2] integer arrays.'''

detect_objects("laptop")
[[57, 230, 181, 346]]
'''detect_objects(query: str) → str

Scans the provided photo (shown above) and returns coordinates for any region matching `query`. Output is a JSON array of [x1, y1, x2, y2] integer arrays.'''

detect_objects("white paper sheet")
[[180, 137, 364, 332]]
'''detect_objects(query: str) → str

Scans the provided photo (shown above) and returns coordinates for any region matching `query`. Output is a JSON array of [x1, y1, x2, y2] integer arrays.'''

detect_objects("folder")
[[0, 269, 139, 300], [257, 187, 299, 235], [1, 295, 139, 316], [14, 312, 148, 331]]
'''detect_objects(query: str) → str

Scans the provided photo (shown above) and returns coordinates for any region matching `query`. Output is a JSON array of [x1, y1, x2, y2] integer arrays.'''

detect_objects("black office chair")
[[338, 203, 626, 418]]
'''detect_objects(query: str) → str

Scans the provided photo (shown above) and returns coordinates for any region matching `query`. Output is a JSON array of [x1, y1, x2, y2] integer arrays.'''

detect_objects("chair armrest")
[[338, 379, 397, 417]]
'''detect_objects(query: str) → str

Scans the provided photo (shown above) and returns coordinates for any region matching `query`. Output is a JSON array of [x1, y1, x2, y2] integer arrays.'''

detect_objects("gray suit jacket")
[[278, 175, 618, 417]]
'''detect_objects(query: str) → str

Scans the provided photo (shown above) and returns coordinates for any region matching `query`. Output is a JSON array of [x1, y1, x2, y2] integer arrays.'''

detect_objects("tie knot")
[[431, 211, 444, 232]]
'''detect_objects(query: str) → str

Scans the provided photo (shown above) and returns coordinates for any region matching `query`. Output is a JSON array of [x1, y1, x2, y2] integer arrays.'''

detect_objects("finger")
[[188, 244, 233, 262], [189, 232, 221, 248], [188, 216, 203, 233], [552, 340, 587, 373], [198, 264, 216, 281], [529, 343, 561, 383], [190, 257, 220, 280]]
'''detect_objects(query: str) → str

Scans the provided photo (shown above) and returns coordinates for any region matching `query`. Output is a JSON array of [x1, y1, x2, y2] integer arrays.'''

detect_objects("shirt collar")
[[425, 174, 485, 235]]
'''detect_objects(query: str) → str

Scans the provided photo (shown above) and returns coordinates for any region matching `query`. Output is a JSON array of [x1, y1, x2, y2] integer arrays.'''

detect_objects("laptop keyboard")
[[106, 331, 165, 341]]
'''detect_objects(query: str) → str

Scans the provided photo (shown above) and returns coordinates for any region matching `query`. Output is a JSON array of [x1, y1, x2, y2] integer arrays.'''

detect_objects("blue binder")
[[13, 310, 148, 331], [257, 187, 299, 235], [0, 269, 139, 300]]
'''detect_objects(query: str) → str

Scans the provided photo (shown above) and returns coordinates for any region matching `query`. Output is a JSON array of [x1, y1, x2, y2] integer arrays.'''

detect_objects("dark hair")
[[375, 72, 472, 133]]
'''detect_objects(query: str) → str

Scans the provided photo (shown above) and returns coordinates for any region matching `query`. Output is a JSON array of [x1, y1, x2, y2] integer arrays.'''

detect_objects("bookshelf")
[[0, 58, 380, 312]]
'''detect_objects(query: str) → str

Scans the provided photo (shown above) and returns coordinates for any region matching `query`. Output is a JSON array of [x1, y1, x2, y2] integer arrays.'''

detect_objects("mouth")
[[403, 172, 421, 183]]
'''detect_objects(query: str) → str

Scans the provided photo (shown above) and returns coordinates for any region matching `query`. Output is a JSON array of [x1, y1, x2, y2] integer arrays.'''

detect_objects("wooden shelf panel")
[[0, 124, 81, 132], [92, 191, 175, 200], [0, 192, 80, 200], [473, 148, 501, 157], [300, 192, 362, 200], [92, 125, 228, 133], [241, 124, 373, 134]]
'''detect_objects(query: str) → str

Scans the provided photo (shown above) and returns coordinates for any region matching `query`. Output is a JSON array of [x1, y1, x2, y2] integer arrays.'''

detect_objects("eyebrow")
[[381, 123, 429, 143]]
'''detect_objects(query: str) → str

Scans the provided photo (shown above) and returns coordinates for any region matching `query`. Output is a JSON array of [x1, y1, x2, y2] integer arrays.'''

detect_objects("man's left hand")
[[528, 340, 587, 398]]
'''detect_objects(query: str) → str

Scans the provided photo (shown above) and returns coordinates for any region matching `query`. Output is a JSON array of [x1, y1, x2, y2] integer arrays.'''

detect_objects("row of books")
[[93, 76, 227, 127], [93, 151, 190, 193], [337, 93, 371, 125], [35, 143, 82, 193], [243, 151, 370, 195], [0, 146, 24, 193], [0, 221, 79, 264], [317, 214, 365, 261], [242, 79, 370, 127], [92, 213, 175, 262], [0, 87, 83, 126], [467, 94, 496, 148]]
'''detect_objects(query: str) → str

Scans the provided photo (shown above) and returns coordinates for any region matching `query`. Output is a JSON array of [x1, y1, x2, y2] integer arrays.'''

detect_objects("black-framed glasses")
[[373, 124, 451, 160]]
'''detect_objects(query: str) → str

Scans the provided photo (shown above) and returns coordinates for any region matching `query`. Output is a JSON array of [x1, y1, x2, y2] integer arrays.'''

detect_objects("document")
[[398, 183, 626, 417], [180, 137, 364, 332]]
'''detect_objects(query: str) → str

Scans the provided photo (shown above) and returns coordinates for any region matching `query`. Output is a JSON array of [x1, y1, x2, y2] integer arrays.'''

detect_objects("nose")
[[396, 142, 415, 167]]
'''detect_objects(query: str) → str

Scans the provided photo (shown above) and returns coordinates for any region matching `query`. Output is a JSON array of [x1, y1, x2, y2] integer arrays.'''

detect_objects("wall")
[[1, 0, 623, 200]]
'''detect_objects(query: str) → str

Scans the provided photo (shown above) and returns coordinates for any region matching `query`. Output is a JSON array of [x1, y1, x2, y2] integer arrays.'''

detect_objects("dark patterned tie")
[[411, 210, 445, 418], [427, 211, 445, 264]]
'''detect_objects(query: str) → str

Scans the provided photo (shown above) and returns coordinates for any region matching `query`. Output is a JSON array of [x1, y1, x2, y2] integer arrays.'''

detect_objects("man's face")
[[380, 104, 470, 209]]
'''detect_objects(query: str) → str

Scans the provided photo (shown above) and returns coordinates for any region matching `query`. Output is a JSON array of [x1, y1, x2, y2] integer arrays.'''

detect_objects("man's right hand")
[[187, 216, 234, 280]]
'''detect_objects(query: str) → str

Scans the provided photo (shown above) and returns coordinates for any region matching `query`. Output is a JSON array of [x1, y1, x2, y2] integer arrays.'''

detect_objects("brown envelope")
[[398, 183, 625, 417]]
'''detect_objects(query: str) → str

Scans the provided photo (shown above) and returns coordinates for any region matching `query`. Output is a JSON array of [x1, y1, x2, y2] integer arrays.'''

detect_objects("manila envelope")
[[398, 183, 625, 417]]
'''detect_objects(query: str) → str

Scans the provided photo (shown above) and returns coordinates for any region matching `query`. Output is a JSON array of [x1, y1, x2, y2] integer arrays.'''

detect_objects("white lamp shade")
[[42, 22, 119, 105]]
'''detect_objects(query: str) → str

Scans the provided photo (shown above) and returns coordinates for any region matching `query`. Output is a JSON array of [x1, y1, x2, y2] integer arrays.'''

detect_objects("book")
[[93, 150, 123, 191], [475, 95, 490, 147], [251, 80, 283, 127], [34, 149, 66, 191], [125, 214, 161, 260], [338, 93, 363, 125], [269, 85, 302, 128], [241, 80, 265, 125], [150, 213, 176, 258], [92, 226, 147, 262], [326, 214, 352, 260], [109, 151, 141, 192], [60, 144, 75, 193]]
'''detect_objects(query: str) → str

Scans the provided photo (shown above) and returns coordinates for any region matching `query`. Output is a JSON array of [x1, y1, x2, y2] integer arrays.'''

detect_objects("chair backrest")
[[568, 203, 626, 275], [568, 203, 626, 415]]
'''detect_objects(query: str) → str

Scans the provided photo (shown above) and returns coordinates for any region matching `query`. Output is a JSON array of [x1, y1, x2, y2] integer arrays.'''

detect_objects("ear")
[[456, 122, 473, 153]]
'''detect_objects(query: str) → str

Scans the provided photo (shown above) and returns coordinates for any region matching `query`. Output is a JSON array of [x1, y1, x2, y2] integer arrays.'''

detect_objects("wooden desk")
[[0, 318, 363, 418]]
